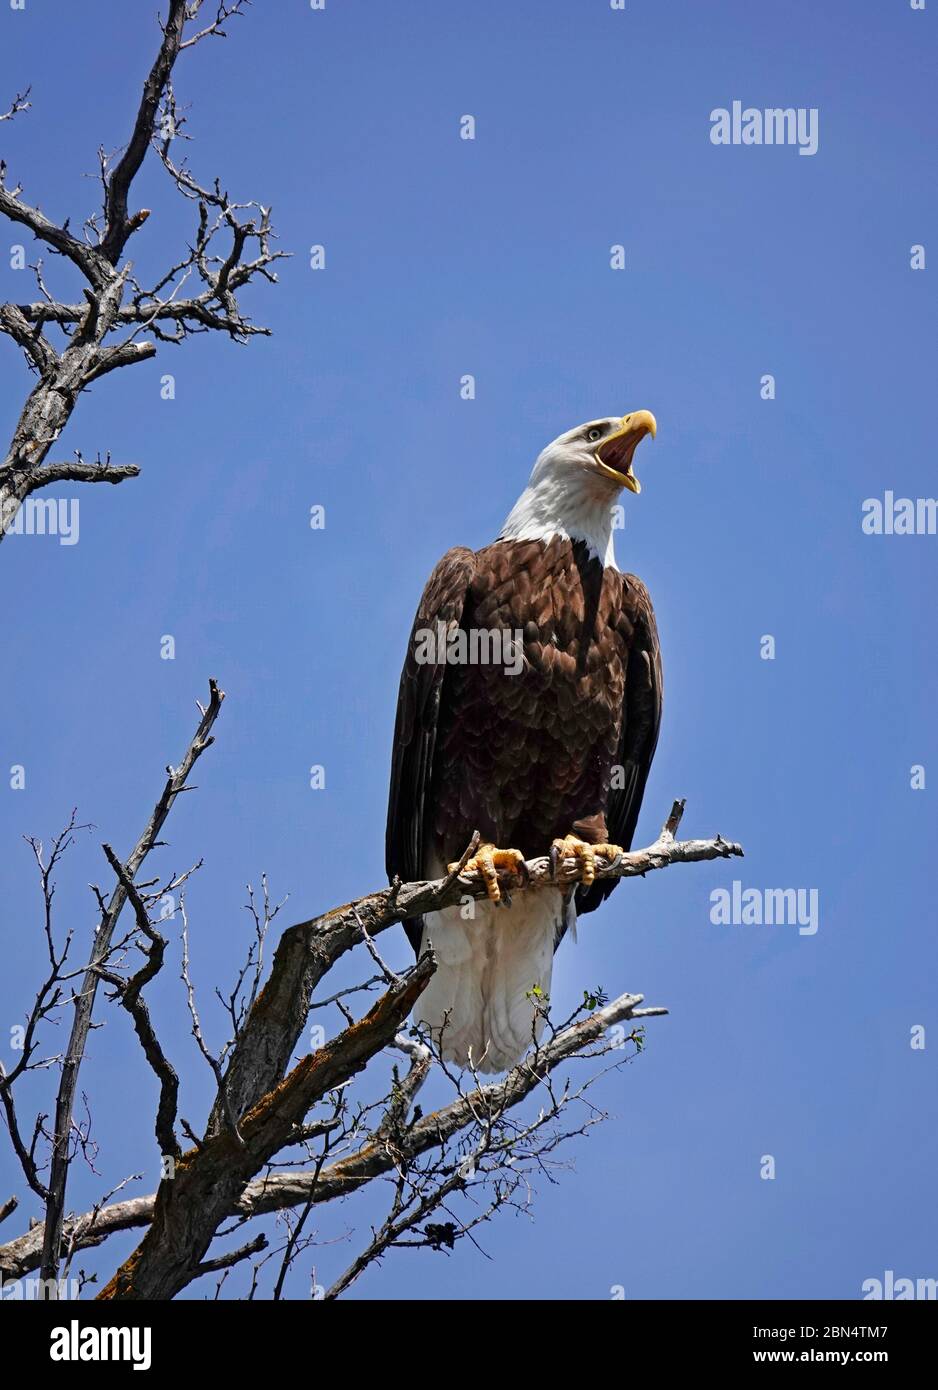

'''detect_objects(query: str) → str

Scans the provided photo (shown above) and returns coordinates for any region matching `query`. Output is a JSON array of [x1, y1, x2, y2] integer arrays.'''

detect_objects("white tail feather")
[[415, 886, 565, 1072]]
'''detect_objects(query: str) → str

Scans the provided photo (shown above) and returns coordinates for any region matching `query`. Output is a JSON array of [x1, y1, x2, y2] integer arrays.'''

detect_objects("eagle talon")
[[551, 836, 625, 889], [590, 843, 626, 875], [448, 843, 527, 905]]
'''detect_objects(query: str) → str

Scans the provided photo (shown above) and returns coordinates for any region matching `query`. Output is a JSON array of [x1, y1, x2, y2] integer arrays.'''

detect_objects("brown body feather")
[[386, 536, 662, 952]]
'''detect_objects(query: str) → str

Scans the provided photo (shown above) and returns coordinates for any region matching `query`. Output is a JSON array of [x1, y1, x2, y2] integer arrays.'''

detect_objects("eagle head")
[[499, 410, 658, 559], [534, 411, 657, 496]]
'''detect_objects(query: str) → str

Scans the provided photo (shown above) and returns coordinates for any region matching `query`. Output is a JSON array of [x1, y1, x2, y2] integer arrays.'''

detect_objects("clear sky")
[[1, 0, 935, 1301]]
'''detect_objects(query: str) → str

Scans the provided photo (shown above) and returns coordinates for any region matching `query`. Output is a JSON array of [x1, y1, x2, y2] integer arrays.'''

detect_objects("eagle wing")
[[575, 572, 663, 915], [385, 546, 477, 949]]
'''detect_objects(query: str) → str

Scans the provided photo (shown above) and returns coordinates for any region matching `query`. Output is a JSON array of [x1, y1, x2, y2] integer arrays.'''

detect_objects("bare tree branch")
[[0, 985, 660, 1286], [195, 1232, 267, 1279], [0, 180, 109, 288], [31, 454, 141, 488], [0, 88, 31, 124], [208, 796, 740, 1137], [96, 955, 437, 1300], [0, 813, 91, 1203], [38, 681, 225, 1288], [98, 0, 188, 265], [96, 845, 181, 1161]]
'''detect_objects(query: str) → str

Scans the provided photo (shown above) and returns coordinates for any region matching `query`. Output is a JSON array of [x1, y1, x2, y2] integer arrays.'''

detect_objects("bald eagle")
[[386, 413, 662, 1072]]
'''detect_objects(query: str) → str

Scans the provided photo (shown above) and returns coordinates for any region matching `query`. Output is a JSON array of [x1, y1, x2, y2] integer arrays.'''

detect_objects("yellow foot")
[[550, 835, 625, 888], [448, 843, 529, 904]]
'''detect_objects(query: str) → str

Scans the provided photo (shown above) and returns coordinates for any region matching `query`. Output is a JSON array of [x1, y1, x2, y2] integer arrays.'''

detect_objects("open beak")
[[593, 410, 657, 494]]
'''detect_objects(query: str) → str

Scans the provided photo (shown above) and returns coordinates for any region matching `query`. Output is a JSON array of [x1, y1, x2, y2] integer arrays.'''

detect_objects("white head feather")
[[498, 412, 656, 567]]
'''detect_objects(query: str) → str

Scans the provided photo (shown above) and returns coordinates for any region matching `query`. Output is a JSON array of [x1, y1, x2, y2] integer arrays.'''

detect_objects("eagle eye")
[[587, 427, 603, 442]]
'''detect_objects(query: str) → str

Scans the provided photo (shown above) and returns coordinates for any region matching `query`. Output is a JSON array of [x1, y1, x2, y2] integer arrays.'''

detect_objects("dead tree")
[[0, 0, 283, 1287], [0, 0, 284, 542], [0, 679, 743, 1299]]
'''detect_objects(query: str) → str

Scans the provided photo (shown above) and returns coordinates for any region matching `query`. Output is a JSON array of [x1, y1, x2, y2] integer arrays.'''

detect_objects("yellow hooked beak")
[[593, 410, 657, 494]]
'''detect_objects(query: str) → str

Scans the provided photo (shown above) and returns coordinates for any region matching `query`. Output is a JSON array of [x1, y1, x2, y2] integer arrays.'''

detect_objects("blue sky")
[[1, 0, 935, 1300]]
